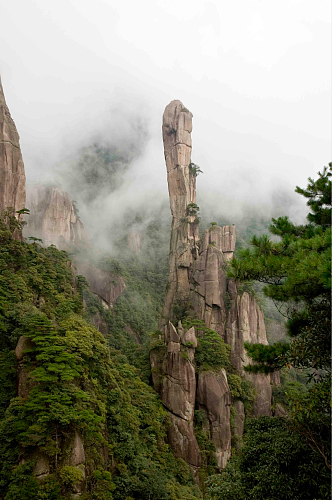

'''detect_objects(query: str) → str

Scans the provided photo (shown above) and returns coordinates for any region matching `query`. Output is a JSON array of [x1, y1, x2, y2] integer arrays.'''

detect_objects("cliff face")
[[192, 225, 272, 416], [0, 77, 26, 216], [25, 185, 89, 249], [151, 322, 201, 470], [151, 100, 274, 474]]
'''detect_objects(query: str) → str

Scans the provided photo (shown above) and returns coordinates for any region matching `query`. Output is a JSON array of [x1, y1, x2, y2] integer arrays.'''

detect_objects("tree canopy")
[[229, 163, 331, 375], [211, 164, 332, 498]]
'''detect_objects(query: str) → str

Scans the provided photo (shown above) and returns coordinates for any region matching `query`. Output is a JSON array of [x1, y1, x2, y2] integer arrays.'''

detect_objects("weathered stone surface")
[[197, 369, 231, 470], [150, 346, 165, 394], [127, 230, 143, 254], [233, 400, 245, 438], [167, 413, 201, 468], [225, 289, 273, 416], [247, 372, 272, 416], [150, 321, 201, 467], [15, 335, 34, 361], [67, 433, 86, 497], [24, 185, 89, 250], [34, 455, 50, 481], [160, 101, 199, 326], [89, 310, 109, 336], [0, 77, 26, 218], [180, 326, 197, 348], [71, 432, 85, 466], [191, 227, 229, 337], [15, 335, 35, 398], [161, 325, 196, 421], [274, 403, 288, 417]]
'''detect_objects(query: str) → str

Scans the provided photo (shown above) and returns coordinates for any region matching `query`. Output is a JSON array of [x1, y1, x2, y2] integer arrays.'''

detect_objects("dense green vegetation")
[[0, 211, 201, 499], [206, 417, 330, 500], [2, 159, 330, 499], [207, 165, 331, 499]]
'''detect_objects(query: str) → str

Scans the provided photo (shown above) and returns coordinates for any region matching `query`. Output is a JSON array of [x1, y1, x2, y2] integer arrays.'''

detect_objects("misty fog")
[[1, 0, 330, 251]]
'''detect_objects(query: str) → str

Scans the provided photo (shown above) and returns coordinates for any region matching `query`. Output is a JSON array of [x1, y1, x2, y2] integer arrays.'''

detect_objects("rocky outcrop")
[[151, 100, 275, 474], [25, 185, 89, 249], [232, 400, 245, 438], [191, 226, 273, 416], [0, 76, 26, 218], [225, 286, 272, 416], [191, 225, 236, 337], [150, 322, 201, 469], [196, 369, 231, 469], [69, 432, 86, 498], [15, 335, 35, 398]]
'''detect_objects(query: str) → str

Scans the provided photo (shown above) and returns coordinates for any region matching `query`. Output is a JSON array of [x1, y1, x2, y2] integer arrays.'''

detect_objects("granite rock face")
[[151, 100, 275, 474], [151, 322, 201, 469], [25, 185, 89, 250], [0, 77, 26, 220], [160, 101, 199, 326], [191, 225, 236, 337], [197, 369, 231, 469], [225, 286, 272, 416]]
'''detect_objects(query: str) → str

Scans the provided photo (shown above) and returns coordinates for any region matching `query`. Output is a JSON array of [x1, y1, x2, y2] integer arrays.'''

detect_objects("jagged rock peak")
[[0, 75, 26, 216], [24, 184, 89, 250]]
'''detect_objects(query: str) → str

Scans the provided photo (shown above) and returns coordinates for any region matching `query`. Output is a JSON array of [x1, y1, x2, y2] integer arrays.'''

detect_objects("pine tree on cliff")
[[229, 164, 331, 472], [229, 163, 331, 375], [205, 166, 331, 500]]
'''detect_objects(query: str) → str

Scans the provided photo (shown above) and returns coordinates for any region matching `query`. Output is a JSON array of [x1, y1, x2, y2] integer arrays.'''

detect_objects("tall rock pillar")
[[152, 100, 275, 478], [153, 101, 201, 471], [160, 100, 199, 326], [0, 77, 26, 216]]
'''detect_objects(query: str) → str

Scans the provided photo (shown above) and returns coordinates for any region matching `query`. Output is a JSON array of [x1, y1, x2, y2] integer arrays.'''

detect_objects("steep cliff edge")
[[151, 100, 274, 475], [0, 77, 26, 217]]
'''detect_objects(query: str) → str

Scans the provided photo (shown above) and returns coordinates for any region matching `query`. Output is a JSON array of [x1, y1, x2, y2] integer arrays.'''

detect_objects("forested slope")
[[0, 211, 201, 500]]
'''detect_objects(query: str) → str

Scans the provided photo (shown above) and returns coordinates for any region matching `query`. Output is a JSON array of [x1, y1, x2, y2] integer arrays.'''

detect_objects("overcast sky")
[[1, 0, 331, 230]]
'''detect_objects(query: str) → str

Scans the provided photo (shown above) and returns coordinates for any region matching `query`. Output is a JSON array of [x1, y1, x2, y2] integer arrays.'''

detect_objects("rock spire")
[[151, 100, 276, 476], [160, 100, 199, 326], [0, 76, 26, 216]]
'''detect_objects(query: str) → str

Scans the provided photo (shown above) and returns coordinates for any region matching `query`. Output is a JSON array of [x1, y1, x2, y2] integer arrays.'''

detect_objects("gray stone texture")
[[0, 77, 26, 232]]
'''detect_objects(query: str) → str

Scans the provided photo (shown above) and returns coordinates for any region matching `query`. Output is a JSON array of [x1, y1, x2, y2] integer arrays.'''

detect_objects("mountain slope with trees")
[[0, 210, 201, 500]]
